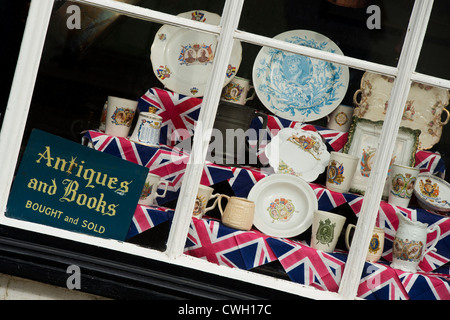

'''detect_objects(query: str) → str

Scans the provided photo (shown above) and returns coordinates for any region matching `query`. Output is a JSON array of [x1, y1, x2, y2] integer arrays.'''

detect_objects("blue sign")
[[6, 129, 148, 241]]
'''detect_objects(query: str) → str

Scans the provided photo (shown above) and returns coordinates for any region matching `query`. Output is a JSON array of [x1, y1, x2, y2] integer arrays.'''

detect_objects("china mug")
[[220, 76, 256, 105], [217, 195, 255, 230], [311, 210, 346, 253], [129, 112, 162, 147], [345, 224, 385, 263], [193, 185, 221, 219], [388, 163, 420, 208], [326, 104, 354, 132], [105, 96, 138, 138], [138, 172, 169, 206], [326, 152, 359, 193]]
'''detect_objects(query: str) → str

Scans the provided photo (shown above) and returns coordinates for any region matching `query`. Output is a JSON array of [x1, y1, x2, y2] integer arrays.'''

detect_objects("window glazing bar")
[[338, 0, 434, 300], [165, 0, 244, 258], [234, 30, 398, 76], [411, 72, 450, 90]]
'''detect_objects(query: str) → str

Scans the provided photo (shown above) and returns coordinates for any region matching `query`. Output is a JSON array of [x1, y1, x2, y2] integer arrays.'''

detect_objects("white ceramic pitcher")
[[391, 211, 440, 273]]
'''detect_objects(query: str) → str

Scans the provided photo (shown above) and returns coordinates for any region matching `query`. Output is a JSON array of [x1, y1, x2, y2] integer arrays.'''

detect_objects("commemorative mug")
[[326, 152, 359, 193], [326, 104, 354, 132], [130, 112, 162, 147], [105, 96, 138, 138], [391, 211, 440, 273], [311, 210, 346, 253], [138, 172, 169, 206], [345, 224, 385, 263], [217, 195, 255, 231], [193, 185, 221, 219], [388, 163, 420, 208], [220, 76, 256, 105]]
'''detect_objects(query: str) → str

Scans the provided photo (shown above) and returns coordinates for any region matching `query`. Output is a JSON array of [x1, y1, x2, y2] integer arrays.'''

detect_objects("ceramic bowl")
[[413, 173, 450, 212]]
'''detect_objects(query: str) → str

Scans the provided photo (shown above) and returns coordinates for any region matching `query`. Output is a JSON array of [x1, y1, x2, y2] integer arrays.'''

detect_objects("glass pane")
[[416, 0, 450, 183], [4, 1, 236, 251], [239, 0, 414, 67]]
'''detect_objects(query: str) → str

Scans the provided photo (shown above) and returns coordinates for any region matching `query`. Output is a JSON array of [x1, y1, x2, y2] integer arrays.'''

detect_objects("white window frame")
[[0, 0, 443, 300]]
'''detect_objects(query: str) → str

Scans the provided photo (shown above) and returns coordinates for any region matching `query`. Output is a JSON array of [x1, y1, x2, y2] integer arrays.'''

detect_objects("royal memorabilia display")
[[253, 30, 349, 122], [150, 10, 242, 97]]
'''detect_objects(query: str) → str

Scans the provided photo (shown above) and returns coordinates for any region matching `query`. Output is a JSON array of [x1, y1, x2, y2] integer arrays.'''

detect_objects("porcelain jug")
[[391, 211, 440, 273]]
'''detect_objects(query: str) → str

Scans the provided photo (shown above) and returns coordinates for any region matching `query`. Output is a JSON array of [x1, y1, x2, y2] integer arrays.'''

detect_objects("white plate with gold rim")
[[248, 174, 317, 238], [150, 10, 242, 97]]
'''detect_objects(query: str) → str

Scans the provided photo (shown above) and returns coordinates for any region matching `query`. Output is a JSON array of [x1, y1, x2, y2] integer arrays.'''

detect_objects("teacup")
[[220, 76, 256, 105], [193, 185, 222, 219], [138, 172, 169, 206], [217, 195, 255, 230]]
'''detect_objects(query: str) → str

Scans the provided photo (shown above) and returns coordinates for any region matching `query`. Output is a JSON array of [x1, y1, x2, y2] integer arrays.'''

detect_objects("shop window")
[[2, 0, 450, 300]]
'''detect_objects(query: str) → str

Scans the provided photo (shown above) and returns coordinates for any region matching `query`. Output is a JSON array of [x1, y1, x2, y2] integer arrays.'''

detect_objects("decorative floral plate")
[[248, 174, 318, 238], [151, 10, 242, 97], [413, 173, 450, 212], [353, 72, 450, 150], [264, 127, 330, 182], [252, 30, 349, 122]]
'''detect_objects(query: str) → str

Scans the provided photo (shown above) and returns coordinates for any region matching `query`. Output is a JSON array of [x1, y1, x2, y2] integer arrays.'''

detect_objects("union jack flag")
[[138, 87, 202, 146], [184, 218, 277, 270], [83, 131, 234, 204], [267, 237, 345, 293], [127, 205, 174, 239], [358, 262, 409, 300], [398, 270, 450, 300]]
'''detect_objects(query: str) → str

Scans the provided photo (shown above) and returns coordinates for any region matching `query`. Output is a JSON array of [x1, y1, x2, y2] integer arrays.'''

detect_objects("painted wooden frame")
[[0, 0, 441, 300]]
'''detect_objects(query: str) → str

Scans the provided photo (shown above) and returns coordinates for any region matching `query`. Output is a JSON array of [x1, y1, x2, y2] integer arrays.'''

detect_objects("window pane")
[[239, 0, 414, 68], [6, 1, 235, 251]]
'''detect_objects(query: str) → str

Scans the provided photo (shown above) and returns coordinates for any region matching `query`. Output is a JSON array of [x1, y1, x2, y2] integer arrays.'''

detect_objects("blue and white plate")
[[252, 30, 349, 122]]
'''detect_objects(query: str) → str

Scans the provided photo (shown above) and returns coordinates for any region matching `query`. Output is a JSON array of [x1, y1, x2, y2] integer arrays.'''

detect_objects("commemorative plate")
[[151, 10, 242, 97], [264, 127, 330, 182], [248, 174, 317, 238], [252, 30, 349, 122]]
